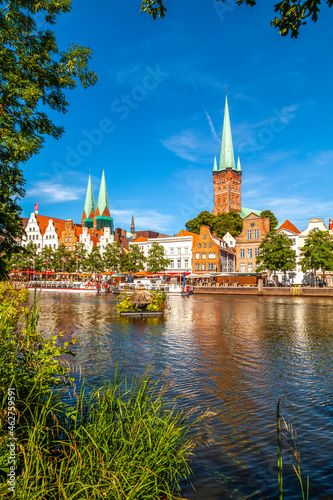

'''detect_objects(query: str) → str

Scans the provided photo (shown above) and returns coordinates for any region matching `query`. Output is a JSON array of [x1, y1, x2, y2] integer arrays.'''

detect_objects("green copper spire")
[[237, 154, 242, 171], [83, 174, 95, 219], [130, 213, 135, 233], [213, 155, 218, 172], [219, 95, 236, 171], [96, 169, 110, 216]]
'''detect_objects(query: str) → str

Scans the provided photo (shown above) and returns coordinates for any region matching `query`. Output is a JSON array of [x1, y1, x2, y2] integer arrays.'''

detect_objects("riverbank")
[[193, 285, 333, 296]]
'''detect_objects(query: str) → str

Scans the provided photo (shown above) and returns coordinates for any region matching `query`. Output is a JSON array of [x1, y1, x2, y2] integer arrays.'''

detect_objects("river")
[[33, 292, 333, 499]]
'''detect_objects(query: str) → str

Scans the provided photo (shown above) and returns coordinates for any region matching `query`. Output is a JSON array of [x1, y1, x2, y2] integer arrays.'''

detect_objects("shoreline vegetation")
[[0, 283, 203, 499], [0, 282, 312, 499]]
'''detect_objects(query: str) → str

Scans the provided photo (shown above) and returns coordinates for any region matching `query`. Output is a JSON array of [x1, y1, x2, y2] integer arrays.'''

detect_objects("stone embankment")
[[193, 285, 333, 296]]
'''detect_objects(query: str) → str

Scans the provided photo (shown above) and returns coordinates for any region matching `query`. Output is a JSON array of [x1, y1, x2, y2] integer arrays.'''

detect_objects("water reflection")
[[33, 292, 333, 499]]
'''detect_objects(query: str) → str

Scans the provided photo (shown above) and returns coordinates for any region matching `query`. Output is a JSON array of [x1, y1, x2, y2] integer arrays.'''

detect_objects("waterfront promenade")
[[193, 284, 333, 296]]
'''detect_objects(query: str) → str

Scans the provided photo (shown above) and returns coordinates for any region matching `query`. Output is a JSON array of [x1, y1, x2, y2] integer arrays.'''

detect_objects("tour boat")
[[26, 280, 109, 293], [112, 278, 192, 297]]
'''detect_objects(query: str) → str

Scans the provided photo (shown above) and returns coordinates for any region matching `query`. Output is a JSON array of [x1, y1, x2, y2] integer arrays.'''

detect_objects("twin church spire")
[[81, 169, 113, 231]]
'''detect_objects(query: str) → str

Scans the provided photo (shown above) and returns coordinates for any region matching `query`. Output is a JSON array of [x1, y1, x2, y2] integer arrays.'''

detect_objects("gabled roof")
[[132, 236, 148, 242], [35, 214, 66, 236], [156, 233, 172, 238], [277, 220, 301, 234], [176, 230, 199, 240], [239, 207, 262, 219]]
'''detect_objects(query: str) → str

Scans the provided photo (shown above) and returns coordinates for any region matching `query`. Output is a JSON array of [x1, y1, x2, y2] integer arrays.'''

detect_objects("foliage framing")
[[0, 1, 98, 277], [140, 0, 333, 38]]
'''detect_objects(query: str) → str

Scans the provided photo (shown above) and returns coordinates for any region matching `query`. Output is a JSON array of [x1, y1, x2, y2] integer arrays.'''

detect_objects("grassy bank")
[[0, 283, 200, 499]]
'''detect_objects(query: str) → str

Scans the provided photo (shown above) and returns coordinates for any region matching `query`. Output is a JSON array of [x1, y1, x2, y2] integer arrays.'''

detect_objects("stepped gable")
[[35, 214, 66, 236], [277, 220, 301, 234]]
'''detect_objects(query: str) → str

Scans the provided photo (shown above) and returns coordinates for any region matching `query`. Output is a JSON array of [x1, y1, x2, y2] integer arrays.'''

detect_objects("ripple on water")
[[33, 292, 333, 500]]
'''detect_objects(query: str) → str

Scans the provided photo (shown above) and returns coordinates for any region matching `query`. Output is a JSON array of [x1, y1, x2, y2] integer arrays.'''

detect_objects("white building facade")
[[130, 232, 194, 273]]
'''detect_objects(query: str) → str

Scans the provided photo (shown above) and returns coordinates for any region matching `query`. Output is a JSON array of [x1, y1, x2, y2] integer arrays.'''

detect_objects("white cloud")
[[161, 129, 217, 163], [26, 182, 86, 203], [110, 208, 174, 233]]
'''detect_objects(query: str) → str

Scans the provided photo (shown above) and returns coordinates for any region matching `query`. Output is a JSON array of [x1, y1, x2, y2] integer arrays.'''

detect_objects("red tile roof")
[[277, 220, 301, 234], [35, 214, 66, 236], [132, 236, 148, 242]]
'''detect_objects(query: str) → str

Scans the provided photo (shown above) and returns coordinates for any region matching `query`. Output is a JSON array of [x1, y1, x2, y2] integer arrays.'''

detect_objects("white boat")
[[26, 280, 108, 293], [112, 277, 192, 297]]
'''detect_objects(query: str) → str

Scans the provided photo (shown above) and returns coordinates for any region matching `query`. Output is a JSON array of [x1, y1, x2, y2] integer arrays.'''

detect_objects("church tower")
[[130, 214, 135, 234], [81, 174, 95, 228], [93, 169, 114, 232], [212, 95, 242, 215]]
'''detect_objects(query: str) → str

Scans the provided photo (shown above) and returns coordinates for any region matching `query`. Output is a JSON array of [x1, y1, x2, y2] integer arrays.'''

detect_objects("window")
[[198, 243, 201, 248], [209, 242, 212, 247], [208, 263, 216, 270], [240, 248, 245, 259], [201, 263, 206, 270], [170, 261, 174, 269], [53, 244, 56, 249], [208, 252, 216, 259], [195, 253, 200, 260], [38, 243, 40, 248], [247, 248, 253, 259], [69, 237, 72, 243], [202, 253, 206, 259], [65, 237, 68, 243], [177, 259, 181, 268], [203, 242, 207, 248], [177, 247, 181, 254], [247, 230, 252, 240], [254, 229, 259, 239], [255, 248, 260, 257], [170, 248, 174, 255], [73, 245, 75, 250], [291, 238, 296, 245], [69, 246, 71, 252], [184, 247, 189, 254], [313, 227, 319, 232], [106, 238, 108, 243], [195, 263, 200, 271], [247, 263, 253, 272], [240, 263, 245, 272], [203, 234, 206, 239], [184, 259, 189, 268]]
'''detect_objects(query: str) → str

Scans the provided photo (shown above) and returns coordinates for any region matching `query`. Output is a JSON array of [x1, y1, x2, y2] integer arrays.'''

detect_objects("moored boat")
[[25, 280, 108, 293], [112, 278, 192, 296]]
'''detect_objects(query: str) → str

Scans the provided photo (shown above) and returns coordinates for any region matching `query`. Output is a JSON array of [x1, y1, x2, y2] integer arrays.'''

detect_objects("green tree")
[[299, 229, 333, 284], [141, 0, 332, 38], [260, 210, 278, 231], [185, 211, 216, 234], [122, 245, 146, 272], [185, 210, 243, 238], [256, 231, 296, 283], [39, 246, 55, 272], [104, 242, 123, 272], [71, 243, 87, 273], [53, 244, 70, 273], [214, 210, 243, 238], [83, 247, 104, 274], [146, 243, 170, 273], [0, 1, 98, 278]]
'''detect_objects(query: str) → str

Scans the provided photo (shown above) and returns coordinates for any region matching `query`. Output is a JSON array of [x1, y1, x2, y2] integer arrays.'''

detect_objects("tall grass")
[[277, 398, 309, 500], [0, 284, 203, 499]]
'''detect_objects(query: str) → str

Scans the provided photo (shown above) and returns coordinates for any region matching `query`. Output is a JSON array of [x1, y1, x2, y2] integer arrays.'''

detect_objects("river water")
[[34, 292, 333, 499]]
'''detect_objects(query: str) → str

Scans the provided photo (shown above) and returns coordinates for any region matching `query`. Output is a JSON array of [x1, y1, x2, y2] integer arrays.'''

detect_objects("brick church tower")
[[212, 95, 242, 215]]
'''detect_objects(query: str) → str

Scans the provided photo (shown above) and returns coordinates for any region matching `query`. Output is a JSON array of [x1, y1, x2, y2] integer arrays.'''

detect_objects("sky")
[[21, 0, 333, 234]]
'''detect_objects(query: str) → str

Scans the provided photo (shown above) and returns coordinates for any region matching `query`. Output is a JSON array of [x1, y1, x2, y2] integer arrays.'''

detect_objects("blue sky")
[[21, 0, 333, 233]]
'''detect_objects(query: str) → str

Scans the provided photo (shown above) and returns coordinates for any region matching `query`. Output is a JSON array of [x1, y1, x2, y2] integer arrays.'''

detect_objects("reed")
[[276, 398, 309, 500], [0, 284, 201, 499]]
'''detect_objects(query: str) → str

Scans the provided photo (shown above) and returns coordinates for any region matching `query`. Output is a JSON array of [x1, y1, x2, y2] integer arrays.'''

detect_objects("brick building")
[[59, 219, 82, 253], [192, 225, 235, 273], [235, 213, 270, 272]]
